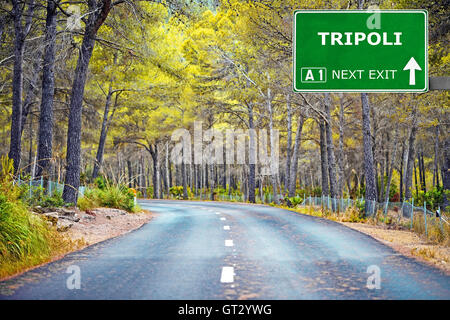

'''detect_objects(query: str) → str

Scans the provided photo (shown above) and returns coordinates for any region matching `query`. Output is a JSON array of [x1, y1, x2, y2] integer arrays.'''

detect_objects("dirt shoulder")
[[339, 221, 450, 275], [67, 208, 154, 247]]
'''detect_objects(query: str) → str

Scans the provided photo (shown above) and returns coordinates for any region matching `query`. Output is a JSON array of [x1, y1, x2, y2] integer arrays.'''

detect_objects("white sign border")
[[292, 9, 429, 93]]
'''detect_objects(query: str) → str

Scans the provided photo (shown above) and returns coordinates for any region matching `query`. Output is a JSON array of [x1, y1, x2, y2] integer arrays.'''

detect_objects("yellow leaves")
[[442, 53, 450, 67], [345, 137, 358, 149]]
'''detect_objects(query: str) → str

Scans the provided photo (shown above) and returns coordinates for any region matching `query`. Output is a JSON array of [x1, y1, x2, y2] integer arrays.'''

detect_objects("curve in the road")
[[0, 200, 449, 299]]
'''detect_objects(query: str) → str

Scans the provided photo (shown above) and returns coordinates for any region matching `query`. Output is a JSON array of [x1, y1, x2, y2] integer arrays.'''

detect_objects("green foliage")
[[19, 184, 65, 208], [77, 189, 98, 211], [0, 192, 49, 261], [80, 171, 89, 185], [95, 176, 107, 190], [310, 187, 322, 197], [286, 196, 303, 207], [77, 184, 138, 212], [355, 199, 365, 214], [0, 156, 75, 278], [228, 188, 242, 197], [292, 187, 322, 199], [0, 156, 14, 185], [413, 186, 444, 210], [215, 186, 227, 195], [345, 207, 366, 223], [169, 186, 184, 199], [146, 186, 154, 198], [386, 180, 399, 202]]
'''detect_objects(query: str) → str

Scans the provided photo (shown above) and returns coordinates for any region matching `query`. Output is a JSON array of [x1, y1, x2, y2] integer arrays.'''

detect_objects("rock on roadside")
[[33, 206, 148, 236]]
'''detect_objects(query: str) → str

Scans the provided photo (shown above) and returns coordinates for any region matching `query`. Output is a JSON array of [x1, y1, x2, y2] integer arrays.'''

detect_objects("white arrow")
[[403, 57, 422, 86]]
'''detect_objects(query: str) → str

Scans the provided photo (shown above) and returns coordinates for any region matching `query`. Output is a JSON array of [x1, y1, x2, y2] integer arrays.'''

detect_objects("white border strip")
[[292, 10, 428, 92]]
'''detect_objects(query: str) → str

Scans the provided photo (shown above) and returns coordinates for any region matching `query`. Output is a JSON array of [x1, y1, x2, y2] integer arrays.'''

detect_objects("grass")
[[272, 198, 449, 246], [0, 156, 81, 279], [77, 184, 140, 213], [411, 214, 450, 245]]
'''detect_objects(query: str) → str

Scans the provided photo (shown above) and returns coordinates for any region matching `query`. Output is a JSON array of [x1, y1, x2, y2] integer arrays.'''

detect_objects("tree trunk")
[[288, 114, 305, 197], [182, 160, 188, 199], [21, 50, 41, 139], [63, 0, 113, 204], [127, 159, 132, 188], [420, 151, 426, 192], [404, 107, 418, 200], [324, 93, 338, 201], [442, 138, 450, 210], [266, 84, 279, 204], [319, 119, 329, 196], [222, 147, 227, 189], [379, 156, 385, 201], [385, 133, 390, 179], [92, 86, 113, 179], [150, 144, 160, 199], [414, 159, 419, 197], [248, 103, 256, 203], [165, 141, 170, 194], [27, 116, 33, 174], [9, 0, 35, 173], [360, 93, 377, 213], [433, 125, 440, 187], [36, 0, 57, 180], [337, 96, 346, 197], [209, 163, 215, 200], [384, 129, 399, 204], [285, 94, 292, 194], [399, 143, 405, 201]]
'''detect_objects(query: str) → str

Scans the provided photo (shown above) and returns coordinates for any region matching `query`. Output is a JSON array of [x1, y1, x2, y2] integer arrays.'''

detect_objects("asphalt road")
[[1, 200, 449, 299]]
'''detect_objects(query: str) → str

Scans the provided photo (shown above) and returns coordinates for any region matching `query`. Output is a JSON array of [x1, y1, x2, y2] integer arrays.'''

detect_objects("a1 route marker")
[[293, 10, 428, 92]]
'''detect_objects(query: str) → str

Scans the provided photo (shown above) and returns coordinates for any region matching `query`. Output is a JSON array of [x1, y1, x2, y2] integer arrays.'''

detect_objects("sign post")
[[293, 10, 428, 92]]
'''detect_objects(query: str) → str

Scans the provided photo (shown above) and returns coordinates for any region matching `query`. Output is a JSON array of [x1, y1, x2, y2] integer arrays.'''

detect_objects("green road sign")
[[293, 10, 428, 92]]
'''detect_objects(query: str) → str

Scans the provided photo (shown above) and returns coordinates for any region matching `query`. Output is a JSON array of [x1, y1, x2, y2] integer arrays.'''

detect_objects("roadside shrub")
[[0, 156, 75, 278], [77, 188, 99, 211], [286, 196, 303, 207], [77, 184, 138, 212], [341, 207, 365, 223], [99, 185, 135, 211], [413, 187, 444, 210], [19, 185, 65, 208], [412, 213, 450, 245], [146, 186, 154, 197], [0, 192, 49, 261], [41, 191, 65, 208], [390, 192, 400, 202], [215, 187, 227, 195], [170, 186, 184, 199], [355, 199, 365, 214], [94, 176, 106, 190]]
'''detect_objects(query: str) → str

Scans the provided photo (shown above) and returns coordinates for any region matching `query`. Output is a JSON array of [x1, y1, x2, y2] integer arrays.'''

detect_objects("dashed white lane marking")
[[225, 240, 234, 247], [220, 267, 234, 283], [223, 225, 230, 230], [215, 212, 221, 215], [220, 217, 226, 221]]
